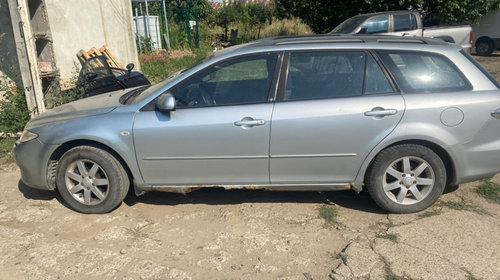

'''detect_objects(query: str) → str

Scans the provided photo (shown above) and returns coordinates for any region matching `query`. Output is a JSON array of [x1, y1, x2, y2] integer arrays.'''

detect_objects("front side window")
[[393, 14, 418, 32], [284, 51, 393, 101], [170, 54, 278, 108], [376, 50, 472, 93], [360, 16, 388, 34]]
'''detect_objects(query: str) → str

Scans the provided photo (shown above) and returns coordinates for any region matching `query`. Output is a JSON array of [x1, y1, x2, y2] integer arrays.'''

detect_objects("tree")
[[421, 0, 500, 26], [215, 1, 245, 40], [274, 0, 500, 34], [246, 3, 272, 39]]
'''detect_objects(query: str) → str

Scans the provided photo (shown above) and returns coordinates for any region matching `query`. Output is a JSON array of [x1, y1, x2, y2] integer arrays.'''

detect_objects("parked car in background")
[[331, 11, 473, 52], [14, 34, 500, 214], [473, 8, 500, 56], [77, 55, 150, 98]]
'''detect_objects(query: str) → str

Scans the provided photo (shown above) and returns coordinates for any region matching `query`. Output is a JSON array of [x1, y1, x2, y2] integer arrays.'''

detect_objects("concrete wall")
[[0, 0, 22, 87], [46, 0, 140, 79]]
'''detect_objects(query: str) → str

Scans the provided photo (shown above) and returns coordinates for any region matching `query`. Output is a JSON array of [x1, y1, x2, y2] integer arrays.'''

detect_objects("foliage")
[[417, 208, 442, 218], [137, 35, 156, 54], [260, 17, 312, 37], [44, 64, 84, 109], [0, 137, 16, 163], [140, 47, 211, 84], [376, 232, 399, 243], [476, 179, 500, 204], [436, 196, 487, 214], [274, 0, 500, 34], [0, 83, 30, 134], [422, 0, 500, 26], [318, 204, 341, 228]]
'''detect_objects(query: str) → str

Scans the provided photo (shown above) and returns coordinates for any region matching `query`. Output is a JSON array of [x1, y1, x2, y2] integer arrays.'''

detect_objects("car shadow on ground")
[[18, 180, 460, 214], [18, 180, 58, 201], [124, 187, 387, 214]]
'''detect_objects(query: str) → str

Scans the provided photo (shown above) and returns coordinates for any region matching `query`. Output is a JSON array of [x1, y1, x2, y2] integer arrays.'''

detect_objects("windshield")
[[331, 15, 368, 33]]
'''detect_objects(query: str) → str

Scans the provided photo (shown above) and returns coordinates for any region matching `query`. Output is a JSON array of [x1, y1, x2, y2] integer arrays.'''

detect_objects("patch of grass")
[[476, 180, 500, 204], [318, 204, 341, 229], [140, 47, 212, 84], [418, 208, 442, 219], [124, 221, 154, 239], [332, 251, 347, 264], [0, 137, 16, 164], [381, 256, 416, 280], [376, 233, 399, 243], [436, 196, 486, 214]]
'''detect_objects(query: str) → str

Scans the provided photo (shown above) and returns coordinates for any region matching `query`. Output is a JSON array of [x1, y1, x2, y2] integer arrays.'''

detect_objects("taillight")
[[469, 30, 473, 45]]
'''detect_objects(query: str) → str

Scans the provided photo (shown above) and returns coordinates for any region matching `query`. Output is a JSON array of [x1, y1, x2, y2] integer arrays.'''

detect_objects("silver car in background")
[[14, 35, 500, 214]]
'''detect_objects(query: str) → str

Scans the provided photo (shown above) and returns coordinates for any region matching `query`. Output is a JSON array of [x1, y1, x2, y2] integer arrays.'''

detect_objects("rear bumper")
[[14, 139, 57, 191]]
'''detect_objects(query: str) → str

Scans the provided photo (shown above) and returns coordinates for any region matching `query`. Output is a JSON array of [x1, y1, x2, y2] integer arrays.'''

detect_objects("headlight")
[[19, 130, 38, 143]]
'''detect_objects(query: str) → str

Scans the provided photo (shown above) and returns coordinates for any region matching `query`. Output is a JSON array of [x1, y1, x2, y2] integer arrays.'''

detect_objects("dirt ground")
[[0, 53, 499, 280]]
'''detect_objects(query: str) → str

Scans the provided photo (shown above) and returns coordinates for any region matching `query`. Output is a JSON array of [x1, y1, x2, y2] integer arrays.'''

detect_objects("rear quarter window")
[[460, 50, 500, 89], [376, 50, 472, 93]]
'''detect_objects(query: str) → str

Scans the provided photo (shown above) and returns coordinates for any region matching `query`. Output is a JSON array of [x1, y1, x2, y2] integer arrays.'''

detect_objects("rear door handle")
[[234, 117, 265, 128], [364, 108, 398, 117], [491, 109, 500, 119]]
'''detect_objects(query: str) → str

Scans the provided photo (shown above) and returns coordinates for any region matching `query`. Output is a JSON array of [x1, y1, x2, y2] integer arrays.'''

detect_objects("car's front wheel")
[[366, 144, 446, 213], [56, 146, 129, 214]]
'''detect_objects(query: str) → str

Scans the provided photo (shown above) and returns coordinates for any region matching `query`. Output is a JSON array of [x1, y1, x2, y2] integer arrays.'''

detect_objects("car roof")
[[350, 10, 420, 17], [226, 34, 451, 52]]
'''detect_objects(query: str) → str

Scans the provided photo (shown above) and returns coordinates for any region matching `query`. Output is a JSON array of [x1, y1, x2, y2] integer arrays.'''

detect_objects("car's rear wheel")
[[56, 146, 129, 214], [476, 38, 494, 56], [366, 144, 446, 213]]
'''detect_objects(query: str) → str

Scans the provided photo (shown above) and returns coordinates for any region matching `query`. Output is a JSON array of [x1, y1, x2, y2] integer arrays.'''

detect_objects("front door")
[[270, 51, 405, 184], [134, 53, 280, 185]]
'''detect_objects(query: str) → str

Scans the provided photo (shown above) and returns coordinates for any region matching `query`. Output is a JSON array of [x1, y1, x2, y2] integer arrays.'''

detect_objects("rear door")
[[269, 50, 405, 184]]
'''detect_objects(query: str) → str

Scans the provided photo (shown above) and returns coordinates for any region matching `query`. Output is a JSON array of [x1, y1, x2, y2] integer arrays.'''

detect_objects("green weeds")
[[318, 204, 341, 229], [476, 179, 500, 204]]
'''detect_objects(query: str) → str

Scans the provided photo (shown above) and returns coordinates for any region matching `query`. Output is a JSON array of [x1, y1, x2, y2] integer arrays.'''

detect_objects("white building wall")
[[46, 0, 140, 79]]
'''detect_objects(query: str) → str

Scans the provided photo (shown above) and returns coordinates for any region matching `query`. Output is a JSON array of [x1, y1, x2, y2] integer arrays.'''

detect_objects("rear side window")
[[284, 51, 393, 100], [376, 50, 472, 93], [393, 14, 418, 31]]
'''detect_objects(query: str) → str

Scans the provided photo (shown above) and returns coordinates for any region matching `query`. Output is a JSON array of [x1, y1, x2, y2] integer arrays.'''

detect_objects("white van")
[[473, 8, 500, 55]]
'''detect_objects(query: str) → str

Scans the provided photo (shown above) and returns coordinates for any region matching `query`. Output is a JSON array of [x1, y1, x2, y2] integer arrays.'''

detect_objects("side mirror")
[[156, 93, 176, 112], [126, 63, 134, 72], [84, 72, 98, 81]]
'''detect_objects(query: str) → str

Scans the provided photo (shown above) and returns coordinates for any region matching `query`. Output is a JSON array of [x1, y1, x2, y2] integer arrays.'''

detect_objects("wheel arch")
[[47, 139, 134, 190], [435, 36, 455, 43], [357, 139, 456, 189], [475, 36, 493, 44]]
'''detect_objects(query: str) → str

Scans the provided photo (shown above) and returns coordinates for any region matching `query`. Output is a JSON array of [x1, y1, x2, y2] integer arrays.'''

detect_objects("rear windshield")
[[376, 50, 472, 93], [460, 50, 500, 89]]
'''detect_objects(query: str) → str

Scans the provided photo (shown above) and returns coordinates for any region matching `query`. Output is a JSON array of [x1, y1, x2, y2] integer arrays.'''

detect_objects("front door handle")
[[364, 108, 398, 117], [491, 109, 500, 119], [234, 117, 265, 128]]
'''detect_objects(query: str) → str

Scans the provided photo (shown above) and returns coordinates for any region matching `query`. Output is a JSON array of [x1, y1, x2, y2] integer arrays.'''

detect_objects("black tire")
[[476, 38, 494, 56], [56, 146, 129, 214], [366, 144, 446, 213]]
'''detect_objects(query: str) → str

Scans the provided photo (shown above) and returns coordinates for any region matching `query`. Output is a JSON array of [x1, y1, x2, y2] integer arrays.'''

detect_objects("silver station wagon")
[[14, 35, 500, 214]]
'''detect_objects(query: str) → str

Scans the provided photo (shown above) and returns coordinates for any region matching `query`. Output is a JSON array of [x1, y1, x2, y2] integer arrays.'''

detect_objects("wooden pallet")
[[76, 45, 124, 69]]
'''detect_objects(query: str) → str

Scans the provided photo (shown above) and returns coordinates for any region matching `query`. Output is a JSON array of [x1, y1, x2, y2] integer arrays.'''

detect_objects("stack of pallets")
[[76, 45, 124, 69]]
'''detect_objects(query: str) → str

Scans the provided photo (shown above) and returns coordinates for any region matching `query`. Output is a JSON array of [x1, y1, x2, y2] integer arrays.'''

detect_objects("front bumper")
[[14, 138, 57, 190]]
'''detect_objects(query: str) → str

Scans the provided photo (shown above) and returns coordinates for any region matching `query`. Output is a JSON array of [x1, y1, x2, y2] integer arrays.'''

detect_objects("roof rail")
[[275, 38, 364, 45], [376, 38, 427, 44]]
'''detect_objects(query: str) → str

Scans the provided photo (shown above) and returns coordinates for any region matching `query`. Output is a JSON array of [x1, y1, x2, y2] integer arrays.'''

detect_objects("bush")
[[0, 84, 30, 133]]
